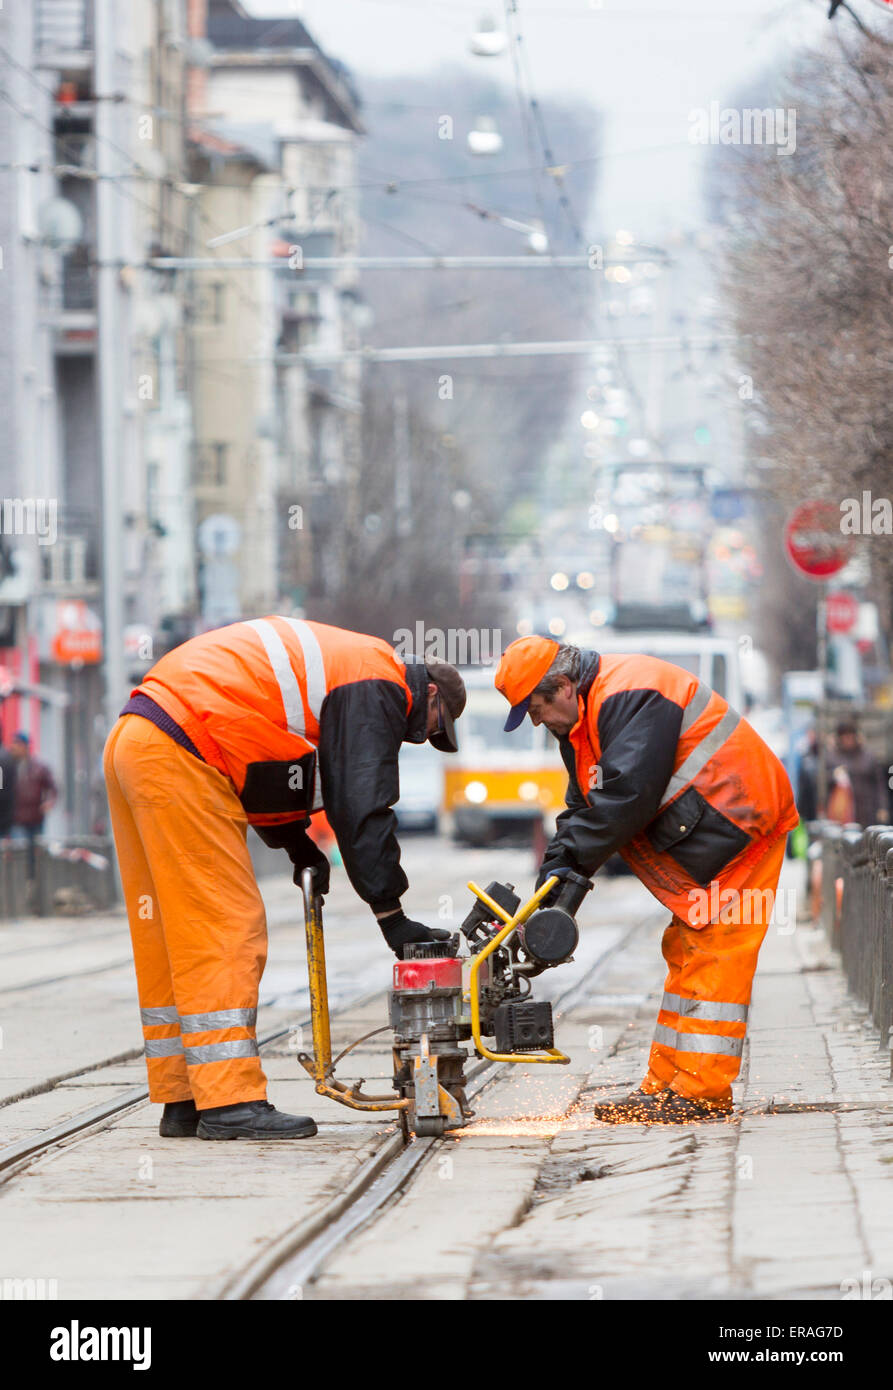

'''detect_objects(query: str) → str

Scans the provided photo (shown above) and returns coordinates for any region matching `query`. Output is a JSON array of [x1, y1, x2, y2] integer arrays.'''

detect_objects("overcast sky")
[[244, 0, 840, 235]]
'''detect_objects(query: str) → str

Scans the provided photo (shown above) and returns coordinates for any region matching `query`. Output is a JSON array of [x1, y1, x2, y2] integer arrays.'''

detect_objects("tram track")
[[0, 986, 381, 1183], [223, 905, 661, 1300], [0, 895, 662, 1302]]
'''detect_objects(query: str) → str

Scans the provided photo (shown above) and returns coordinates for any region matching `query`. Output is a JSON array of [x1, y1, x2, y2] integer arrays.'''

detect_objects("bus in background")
[[443, 667, 566, 846], [571, 629, 744, 711]]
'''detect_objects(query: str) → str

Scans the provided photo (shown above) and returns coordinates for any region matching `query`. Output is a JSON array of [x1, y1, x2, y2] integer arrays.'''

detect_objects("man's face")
[[837, 732, 858, 753], [527, 676, 579, 737], [11, 739, 27, 762]]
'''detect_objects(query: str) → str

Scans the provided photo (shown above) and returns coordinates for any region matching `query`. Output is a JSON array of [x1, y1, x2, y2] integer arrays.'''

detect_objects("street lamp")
[[36, 196, 83, 251], [467, 116, 504, 156], [469, 14, 507, 56]]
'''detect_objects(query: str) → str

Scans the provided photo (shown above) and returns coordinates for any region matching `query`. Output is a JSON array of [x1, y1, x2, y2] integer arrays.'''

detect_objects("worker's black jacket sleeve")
[[316, 678, 409, 913], [544, 689, 683, 876], [253, 819, 321, 868]]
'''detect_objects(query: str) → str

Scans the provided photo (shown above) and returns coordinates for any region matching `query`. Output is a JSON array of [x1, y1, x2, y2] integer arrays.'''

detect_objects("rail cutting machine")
[[296, 867, 592, 1137]]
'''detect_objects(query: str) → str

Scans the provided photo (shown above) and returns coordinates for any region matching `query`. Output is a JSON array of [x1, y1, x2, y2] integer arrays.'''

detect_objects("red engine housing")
[[392, 956, 463, 992]]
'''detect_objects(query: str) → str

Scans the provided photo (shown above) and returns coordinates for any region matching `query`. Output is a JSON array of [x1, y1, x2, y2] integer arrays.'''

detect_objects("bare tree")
[[720, 27, 893, 651], [307, 366, 505, 645]]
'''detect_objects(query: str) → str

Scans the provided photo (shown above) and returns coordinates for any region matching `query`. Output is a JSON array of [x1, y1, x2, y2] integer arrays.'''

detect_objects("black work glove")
[[379, 909, 452, 960], [294, 856, 330, 898], [289, 836, 330, 898], [535, 860, 576, 907]]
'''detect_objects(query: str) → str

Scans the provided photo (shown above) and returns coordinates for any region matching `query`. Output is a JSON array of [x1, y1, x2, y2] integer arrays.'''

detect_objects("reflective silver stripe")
[[141, 1006, 179, 1026], [281, 618, 326, 723], [661, 992, 748, 1023], [179, 1007, 257, 1034], [145, 1037, 185, 1058], [679, 681, 712, 734], [673, 1031, 744, 1058], [652, 1022, 743, 1058], [244, 619, 305, 736], [184, 1039, 259, 1066], [282, 618, 325, 807], [658, 705, 741, 811]]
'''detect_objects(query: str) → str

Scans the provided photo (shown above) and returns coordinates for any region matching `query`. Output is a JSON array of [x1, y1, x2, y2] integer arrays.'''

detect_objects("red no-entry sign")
[[825, 592, 858, 634], [784, 501, 852, 580]]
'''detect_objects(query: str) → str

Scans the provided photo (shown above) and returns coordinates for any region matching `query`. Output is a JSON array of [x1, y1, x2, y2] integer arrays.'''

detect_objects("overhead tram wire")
[[348, 0, 761, 14], [0, 87, 266, 330], [132, 331, 747, 368], [345, 138, 695, 193], [3, 47, 670, 396], [509, 2, 677, 455], [0, 45, 272, 324], [0, 44, 693, 204], [503, 0, 550, 240], [508, 0, 589, 250], [0, 139, 699, 196], [4, 33, 677, 456], [358, 213, 448, 256], [501, 0, 654, 447]]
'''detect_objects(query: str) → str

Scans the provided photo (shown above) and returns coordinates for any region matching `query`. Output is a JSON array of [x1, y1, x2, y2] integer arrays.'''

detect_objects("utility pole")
[[817, 586, 829, 813], [94, 0, 126, 728], [393, 391, 412, 594]]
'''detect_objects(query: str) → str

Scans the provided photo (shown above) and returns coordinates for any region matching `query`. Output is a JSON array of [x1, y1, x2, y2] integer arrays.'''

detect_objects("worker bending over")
[[104, 618, 464, 1141], [495, 636, 797, 1123]]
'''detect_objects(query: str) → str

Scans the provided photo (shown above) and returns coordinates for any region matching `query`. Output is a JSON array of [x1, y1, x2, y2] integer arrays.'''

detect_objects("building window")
[[192, 442, 228, 486], [193, 281, 226, 325]]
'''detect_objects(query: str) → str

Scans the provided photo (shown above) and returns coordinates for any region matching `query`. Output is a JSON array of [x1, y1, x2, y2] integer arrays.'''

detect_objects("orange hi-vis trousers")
[[641, 834, 787, 1105], [103, 714, 270, 1109]]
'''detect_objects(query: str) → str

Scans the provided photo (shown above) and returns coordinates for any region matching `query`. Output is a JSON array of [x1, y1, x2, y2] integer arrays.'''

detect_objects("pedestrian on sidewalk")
[[495, 637, 798, 1124], [103, 618, 465, 1142], [10, 731, 57, 881], [827, 720, 887, 828]]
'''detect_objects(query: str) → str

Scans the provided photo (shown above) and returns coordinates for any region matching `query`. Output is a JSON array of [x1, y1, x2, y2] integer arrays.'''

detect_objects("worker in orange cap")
[[495, 636, 797, 1123], [104, 619, 465, 1141]]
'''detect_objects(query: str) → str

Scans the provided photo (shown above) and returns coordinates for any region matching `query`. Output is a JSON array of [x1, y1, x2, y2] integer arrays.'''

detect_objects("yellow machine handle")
[[297, 869, 409, 1112], [466, 877, 571, 1065]]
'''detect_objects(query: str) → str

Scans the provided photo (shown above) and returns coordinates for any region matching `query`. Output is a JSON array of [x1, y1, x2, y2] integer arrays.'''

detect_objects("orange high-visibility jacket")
[[128, 618, 429, 911], [542, 650, 798, 922]]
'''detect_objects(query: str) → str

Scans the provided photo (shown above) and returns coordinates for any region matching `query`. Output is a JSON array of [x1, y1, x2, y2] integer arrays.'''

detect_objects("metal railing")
[[36, 0, 94, 54], [813, 820, 893, 1063], [61, 252, 96, 311]]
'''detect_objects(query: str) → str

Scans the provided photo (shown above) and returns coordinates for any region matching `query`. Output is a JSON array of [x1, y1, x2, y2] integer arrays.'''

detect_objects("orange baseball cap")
[[494, 635, 560, 731]]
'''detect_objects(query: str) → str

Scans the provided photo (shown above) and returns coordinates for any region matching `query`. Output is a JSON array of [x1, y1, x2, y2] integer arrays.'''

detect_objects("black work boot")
[[592, 1088, 667, 1124], [196, 1100, 317, 1141], [159, 1099, 200, 1138], [593, 1088, 733, 1125], [646, 1090, 734, 1124]]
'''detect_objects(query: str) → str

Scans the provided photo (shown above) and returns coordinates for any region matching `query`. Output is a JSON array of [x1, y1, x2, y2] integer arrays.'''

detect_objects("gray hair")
[[532, 644, 582, 698]]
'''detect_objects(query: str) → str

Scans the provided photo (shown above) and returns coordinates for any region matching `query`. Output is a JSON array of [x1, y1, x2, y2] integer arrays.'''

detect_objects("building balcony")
[[61, 248, 95, 311], [40, 245, 98, 352], [35, 0, 94, 69], [39, 525, 100, 596]]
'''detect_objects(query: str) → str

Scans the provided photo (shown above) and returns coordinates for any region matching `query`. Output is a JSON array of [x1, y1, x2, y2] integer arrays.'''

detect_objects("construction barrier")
[[0, 836, 117, 919], [813, 820, 893, 1065], [0, 840, 31, 919]]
